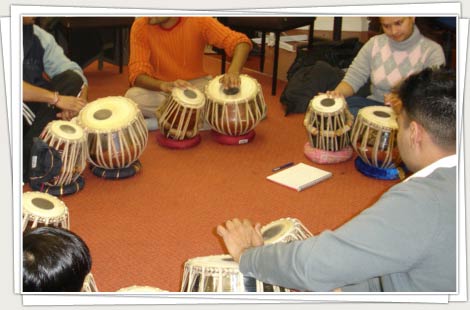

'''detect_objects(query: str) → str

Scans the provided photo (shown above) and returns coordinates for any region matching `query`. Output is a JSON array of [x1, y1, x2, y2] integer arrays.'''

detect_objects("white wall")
[[312, 16, 369, 32]]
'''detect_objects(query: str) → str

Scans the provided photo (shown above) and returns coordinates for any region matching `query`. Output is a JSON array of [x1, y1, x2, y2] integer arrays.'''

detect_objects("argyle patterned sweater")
[[343, 26, 445, 102]]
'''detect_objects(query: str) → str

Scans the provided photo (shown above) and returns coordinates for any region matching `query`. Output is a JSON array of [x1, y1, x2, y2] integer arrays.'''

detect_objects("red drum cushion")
[[156, 132, 201, 149], [304, 142, 353, 164], [211, 130, 255, 145]]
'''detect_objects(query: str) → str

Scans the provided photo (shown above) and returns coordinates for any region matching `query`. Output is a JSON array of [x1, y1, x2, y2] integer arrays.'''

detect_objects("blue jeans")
[[346, 96, 383, 118]]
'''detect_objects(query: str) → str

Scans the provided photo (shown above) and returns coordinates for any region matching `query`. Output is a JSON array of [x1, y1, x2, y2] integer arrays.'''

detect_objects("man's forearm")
[[334, 81, 355, 98], [23, 81, 56, 104], [134, 74, 167, 92], [227, 42, 251, 74]]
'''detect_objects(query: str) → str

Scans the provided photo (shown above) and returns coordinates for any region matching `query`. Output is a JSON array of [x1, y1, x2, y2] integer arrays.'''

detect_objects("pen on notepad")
[[272, 162, 294, 172]]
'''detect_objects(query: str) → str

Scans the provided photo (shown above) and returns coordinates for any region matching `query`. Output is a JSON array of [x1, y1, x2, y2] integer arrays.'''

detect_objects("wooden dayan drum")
[[350, 106, 403, 180], [181, 254, 291, 292], [117, 285, 168, 293], [304, 94, 353, 152], [22, 191, 69, 232], [77, 96, 148, 170], [39, 120, 87, 193], [81, 273, 99, 292], [261, 217, 313, 245], [350, 106, 400, 169], [156, 87, 205, 140], [205, 74, 266, 144]]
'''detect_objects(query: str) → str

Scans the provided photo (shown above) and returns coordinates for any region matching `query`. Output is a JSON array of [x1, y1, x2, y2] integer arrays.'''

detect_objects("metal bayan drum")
[[38, 120, 87, 194], [22, 191, 69, 232], [350, 106, 402, 179], [181, 254, 291, 292], [205, 74, 266, 144], [77, 96, 148, 178], [261, 217, 313, 245], [181, 218, 311, 293]]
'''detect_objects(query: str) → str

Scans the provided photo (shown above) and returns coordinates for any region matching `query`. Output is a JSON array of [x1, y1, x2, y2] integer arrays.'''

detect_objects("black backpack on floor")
[[280, 38, 364, 115]]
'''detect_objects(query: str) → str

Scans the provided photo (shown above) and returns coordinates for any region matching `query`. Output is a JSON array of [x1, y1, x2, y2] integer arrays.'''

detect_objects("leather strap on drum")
[[90, 160, 142, 179], [304, 142, 353, 164], [354, 157, 406, 180], [30, 175, 85, 196]]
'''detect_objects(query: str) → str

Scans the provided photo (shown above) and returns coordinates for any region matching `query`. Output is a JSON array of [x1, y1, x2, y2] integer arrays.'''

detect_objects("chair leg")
[[117, 27, 123, 74], [333, 17, 343, 41], [221, 52, 226, 74], [272, 31, 281, 96], [260, 32, 266, 72], [308, 23, 314, 48], [98, 50, 104, 71]]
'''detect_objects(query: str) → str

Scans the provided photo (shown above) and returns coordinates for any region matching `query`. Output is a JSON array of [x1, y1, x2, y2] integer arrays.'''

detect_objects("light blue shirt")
[[240, 155, 457, 292]]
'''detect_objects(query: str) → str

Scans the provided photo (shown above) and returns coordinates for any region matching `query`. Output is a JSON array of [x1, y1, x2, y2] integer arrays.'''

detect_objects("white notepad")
[[267, 163, 332, 192]]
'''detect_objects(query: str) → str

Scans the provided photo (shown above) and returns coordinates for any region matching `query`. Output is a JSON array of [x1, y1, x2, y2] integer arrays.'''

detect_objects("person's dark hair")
[[397, 66, 456, 150], [23, 226, 92, 292]]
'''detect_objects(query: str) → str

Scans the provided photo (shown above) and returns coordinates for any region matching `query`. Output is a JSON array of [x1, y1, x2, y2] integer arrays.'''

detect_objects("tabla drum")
[[81, 273, 99, 292], [181, 254, 291, 292], [156, 87, 205, 149], [303, 95, 354, 164], [261, 218, 313, 245], [304, 95, 353, 152], [350, 106, 402, 180], [38, 120, 87, 195], [77, 96, 148, 179], [117, 285, 168, 293], [22, 191, 69, 232], [205, 74, 266, 145]]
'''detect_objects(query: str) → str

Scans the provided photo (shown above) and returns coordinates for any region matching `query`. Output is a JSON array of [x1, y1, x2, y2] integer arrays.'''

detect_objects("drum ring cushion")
[[156, 132, 201, 149], [354, 157, 401, 180], [303, 142, 353, 164], [90, 160, 142, 179], [30, 175, 85, 196], [212, 130, 255, 145]]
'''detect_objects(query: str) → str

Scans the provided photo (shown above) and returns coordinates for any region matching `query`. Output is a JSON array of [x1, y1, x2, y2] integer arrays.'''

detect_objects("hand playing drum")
[[218, 72, 241, 90], [160, 79, 193, 93]]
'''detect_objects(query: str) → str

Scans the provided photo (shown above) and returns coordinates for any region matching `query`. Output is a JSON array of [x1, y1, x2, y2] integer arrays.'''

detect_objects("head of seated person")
[[23, 226, 92, 292], [393, 66, 456, 172], [367, 16, 416, 43]]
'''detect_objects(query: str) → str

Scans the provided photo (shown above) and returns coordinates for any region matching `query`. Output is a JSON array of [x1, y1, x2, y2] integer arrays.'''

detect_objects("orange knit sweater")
[[128, 17, 253, 86]]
